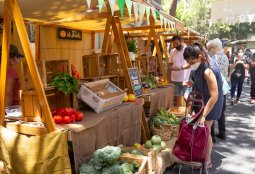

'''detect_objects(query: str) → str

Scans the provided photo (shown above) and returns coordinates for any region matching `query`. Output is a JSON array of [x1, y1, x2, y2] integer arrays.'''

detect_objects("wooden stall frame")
[[0, 0, 56, 133]]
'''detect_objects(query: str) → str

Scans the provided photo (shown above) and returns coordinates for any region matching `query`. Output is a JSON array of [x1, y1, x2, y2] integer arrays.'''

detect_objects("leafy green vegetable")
[[122, 163, 134, 174], [79, 163, 100, 174], [131, 160, 140, 169], [50, 73, 78, 95], [102, 164, 124, 174], [142, 75, 157, 89]]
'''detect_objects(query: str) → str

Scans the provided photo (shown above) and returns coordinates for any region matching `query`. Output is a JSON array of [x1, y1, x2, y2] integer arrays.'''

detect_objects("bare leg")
[[204, 120, 213, 164]]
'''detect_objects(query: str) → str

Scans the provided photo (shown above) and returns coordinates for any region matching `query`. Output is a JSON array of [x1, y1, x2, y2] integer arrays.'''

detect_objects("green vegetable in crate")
[[79, 163, 100, 174], [50, 73, 78, 95], [102, 164, 124, 174], [151, 135, 162, 145], [92, 146, 121, 170], [129, 149, 144, 156], [145, 140, 153, 149], [161, 141, 166, 150], [122, 163, 135, 174], [152, 144, 162, 152], [142, 75, 157, 89], [131, 160, 140, 169]]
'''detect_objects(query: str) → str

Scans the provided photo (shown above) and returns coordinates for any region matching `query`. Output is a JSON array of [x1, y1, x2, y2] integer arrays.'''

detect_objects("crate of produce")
[[77, 79, 126, 113], [120, 154, 149, 174], [168, 106, 187, 117], [121, 146, 158, 174]]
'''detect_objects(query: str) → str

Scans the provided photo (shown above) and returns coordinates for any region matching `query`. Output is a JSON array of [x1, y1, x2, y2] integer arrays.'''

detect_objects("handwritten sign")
[[128, 68, 143, 96], [58, 27, 82, 40]]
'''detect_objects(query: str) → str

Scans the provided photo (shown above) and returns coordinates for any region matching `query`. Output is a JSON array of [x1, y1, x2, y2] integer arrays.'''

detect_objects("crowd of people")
[[168, 35, 255, 171]]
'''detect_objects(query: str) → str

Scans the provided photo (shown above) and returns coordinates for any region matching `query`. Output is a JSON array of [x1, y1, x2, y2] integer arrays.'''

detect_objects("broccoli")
[[79, 163, 100, 174], [121, 163, 134, 174], [102, 164, 124, 174]]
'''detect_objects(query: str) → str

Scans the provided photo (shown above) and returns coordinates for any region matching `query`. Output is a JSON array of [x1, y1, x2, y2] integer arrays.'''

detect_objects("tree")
[[169, 0, 178, 16]]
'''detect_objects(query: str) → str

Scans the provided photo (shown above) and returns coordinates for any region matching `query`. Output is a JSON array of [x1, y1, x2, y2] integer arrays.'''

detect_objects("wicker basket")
[[151, 124, 172, 141], [171, 124, 180, 137]]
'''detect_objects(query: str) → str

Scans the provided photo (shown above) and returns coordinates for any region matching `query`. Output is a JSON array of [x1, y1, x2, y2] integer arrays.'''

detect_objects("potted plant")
[[126, 39, 138, 61]]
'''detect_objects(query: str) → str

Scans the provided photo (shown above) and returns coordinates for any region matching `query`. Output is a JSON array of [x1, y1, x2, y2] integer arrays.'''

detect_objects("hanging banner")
[[160, 14, 163, 28], [151, 8, 157, 21], [86, 0, 91, 9], [167, 20, 171, 31], [109, 0, 115, 15], [139, 4, 146, 22], [98, 0, 104, 13], [125, 0, 133, 18], [117, 0, 125, 17], [133, 2, 139, 22], [248, 14, 255, 24], [146, 6, 151, 24]]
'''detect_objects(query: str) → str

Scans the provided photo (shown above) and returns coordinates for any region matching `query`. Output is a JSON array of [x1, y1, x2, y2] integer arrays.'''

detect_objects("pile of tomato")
[[51, 107, 84, 124]]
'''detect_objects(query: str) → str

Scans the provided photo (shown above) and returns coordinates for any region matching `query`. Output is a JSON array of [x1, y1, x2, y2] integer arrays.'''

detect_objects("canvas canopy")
[[0, 0, 184, 32]]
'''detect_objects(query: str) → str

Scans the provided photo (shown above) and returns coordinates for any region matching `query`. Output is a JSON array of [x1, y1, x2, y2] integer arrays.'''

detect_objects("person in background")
[[248, 53, 255, 104], [0, 44, 24, 106], [169, 35, 191, 106], [226, 51, 231, 62], [230, 48, 249, 105], [245, 49, 252, 84], [207, 38, 229, 141], [183, 43, 223, 170]]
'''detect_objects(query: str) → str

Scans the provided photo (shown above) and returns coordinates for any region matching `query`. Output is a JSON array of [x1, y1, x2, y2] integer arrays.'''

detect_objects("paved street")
[[165, 83, 255, 174]]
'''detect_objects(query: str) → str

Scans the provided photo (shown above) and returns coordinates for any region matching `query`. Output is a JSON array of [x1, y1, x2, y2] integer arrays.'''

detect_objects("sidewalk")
[[165, 83, 255, 174]]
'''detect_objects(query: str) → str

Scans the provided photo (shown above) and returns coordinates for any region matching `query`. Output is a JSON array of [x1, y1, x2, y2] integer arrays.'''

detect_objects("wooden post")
[[145, 30, 153, 53], [111, 16, 134, 93], [149, 15, 167, 82], [9, 0, 56, 132], [107, 32, 114, 54], [160, 35, 169, 64], [35, 24, 40, 59], [91, 31, 95, 50], [102, 16, 112, 54], [0, 0, 11, 126]]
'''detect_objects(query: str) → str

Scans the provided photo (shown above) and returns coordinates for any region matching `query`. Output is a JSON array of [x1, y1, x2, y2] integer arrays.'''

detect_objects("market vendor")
[[0, 44, 24, 106]]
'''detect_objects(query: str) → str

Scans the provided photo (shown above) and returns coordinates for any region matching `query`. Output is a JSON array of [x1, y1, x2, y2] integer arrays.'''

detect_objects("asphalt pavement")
[[164, 82, 255, 174]]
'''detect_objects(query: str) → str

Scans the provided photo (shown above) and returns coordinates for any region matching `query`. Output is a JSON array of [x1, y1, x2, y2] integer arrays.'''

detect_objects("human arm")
[[170, 63, 191, 71], [196, 68, 218, 124]]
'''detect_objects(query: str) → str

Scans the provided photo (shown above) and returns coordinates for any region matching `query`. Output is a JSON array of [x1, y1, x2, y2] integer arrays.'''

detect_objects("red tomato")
[[70, 114, 76, 122], [75, 112, 84, 121], [63, 116, 71, 124], [51, 109, 57, 116], [65, 108, 73, 115], [53, 115, 63, 124]]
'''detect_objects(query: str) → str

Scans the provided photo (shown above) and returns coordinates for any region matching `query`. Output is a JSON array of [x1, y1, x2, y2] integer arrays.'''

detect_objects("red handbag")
[[172, 91, 209, 163]]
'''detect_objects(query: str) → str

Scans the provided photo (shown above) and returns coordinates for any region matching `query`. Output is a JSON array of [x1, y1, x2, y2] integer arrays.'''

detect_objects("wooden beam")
[[145, 30, 153, 53], [111, 16, 133, 93], [150, 15, 167, 82], [9, 0, 56, 132], [0, 0, 11, 126], [35, 24, 40, 59], [102, 16, 112, 54], [91, 31, 95, 50]]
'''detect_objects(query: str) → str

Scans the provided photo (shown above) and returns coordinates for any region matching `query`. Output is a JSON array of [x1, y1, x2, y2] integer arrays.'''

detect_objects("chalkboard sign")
[[128, 68, 143, 96]]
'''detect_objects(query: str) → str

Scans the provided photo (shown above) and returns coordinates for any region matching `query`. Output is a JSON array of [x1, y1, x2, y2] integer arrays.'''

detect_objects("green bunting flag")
[[109, 0, 115, 15], [156, 10, 159, 19], [117, 0, 125, 17], [146, 6, 150, 24], [139, 4, 146, 22], [133, 2, 139, 22], [125, 0, 132, 18], [98, 0, 104, 13]]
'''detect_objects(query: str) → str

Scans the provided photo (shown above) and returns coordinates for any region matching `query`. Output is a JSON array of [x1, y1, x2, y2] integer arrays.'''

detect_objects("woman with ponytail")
[[182, 43, 223, 170]]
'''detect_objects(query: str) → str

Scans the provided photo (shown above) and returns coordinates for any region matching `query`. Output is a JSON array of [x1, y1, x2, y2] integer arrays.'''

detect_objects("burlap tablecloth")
[[58, 101, 143, 174], [141, 85, 174, 116]]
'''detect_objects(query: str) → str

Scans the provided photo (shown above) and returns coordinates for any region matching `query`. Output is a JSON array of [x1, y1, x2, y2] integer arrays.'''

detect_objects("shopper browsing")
[[207, 38, 229, 141], [249, 53, 255, 104], [230, 48, 249, 105], [169, 35, 191, 106], [183, 43, 223, 170]]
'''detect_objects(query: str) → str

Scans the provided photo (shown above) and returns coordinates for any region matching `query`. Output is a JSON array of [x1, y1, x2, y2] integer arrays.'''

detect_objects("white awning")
[[210, 0, 255, 24]]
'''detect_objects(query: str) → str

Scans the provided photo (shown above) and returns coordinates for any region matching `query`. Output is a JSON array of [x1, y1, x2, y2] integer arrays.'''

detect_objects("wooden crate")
[[121, 147, 158, 174], [21, 88, 75, 122], [120, 154, 149, 174], [82, 53, 121, 77], [21, 59, 71, 89]]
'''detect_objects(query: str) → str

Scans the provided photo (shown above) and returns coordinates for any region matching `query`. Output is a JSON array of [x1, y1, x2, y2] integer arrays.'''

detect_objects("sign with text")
[[128, 68, 143, 97], [58, 27, 82, 40]]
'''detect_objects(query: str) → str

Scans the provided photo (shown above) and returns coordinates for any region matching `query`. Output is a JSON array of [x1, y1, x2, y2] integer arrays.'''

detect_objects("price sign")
[[128, 68, 143, 96]]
